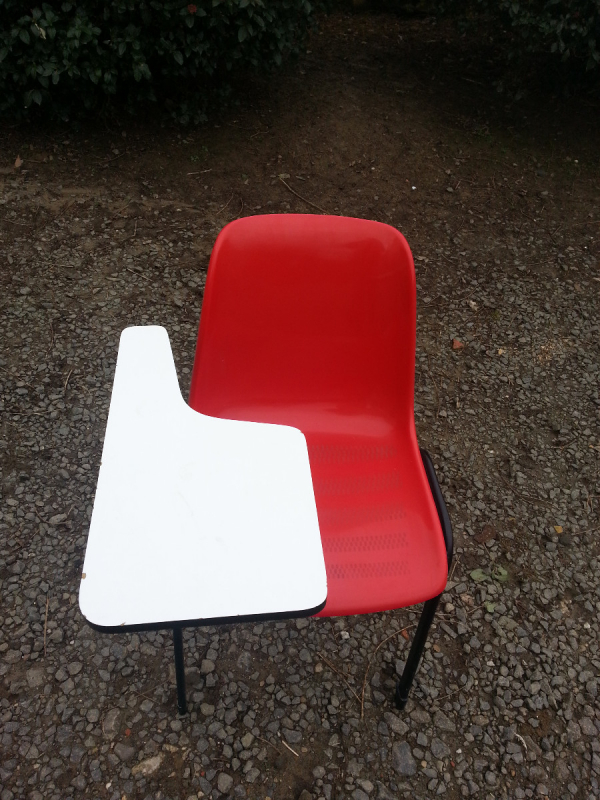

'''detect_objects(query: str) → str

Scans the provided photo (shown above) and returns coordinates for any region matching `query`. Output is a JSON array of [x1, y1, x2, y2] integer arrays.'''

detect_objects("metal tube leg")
[[173, 626, 187, 715], [395, 594, 441, 711]]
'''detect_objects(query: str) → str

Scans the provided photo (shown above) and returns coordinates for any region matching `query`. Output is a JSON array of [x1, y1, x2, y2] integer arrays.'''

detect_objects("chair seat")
[[307, 433, 447, 617]]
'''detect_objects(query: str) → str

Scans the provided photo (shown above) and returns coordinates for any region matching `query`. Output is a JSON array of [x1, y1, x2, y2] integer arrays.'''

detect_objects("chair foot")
[[395, 594, 441, 711], [395, 683, 409, 711], [173, 626, 187, 715]]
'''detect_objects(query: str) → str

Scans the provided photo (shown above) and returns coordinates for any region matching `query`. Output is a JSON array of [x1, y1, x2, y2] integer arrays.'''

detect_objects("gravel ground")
[[1, 12, 600, 800]]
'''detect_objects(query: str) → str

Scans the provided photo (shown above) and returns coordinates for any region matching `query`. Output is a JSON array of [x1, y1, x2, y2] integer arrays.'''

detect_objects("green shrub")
[[450, 0, 600, 74], [0, 0, 321, 121], [340, 0, 600, 75], [497, 0, 600, 72]]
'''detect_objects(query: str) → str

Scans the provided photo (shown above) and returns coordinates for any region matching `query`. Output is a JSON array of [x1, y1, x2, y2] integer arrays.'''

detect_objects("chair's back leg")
[[395, 594, 441, 711], [394, 450, 453, 710], [173, 626, 187, 714]]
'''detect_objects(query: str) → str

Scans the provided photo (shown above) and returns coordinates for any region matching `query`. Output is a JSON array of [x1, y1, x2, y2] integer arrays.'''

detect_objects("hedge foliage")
[[0, 0, 321, 121], [475, 0, 600, 72], [341, 0, 600, 75]]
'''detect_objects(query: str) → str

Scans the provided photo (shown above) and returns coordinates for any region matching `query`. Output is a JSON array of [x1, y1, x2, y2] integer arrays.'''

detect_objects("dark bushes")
[[0, 0, 321, 120], [477, 0, 600, 73], [337, 0, 600, 75]]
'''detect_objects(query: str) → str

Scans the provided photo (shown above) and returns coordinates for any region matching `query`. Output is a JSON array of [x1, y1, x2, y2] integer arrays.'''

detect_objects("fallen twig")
[[317, 652, 361, 706], [448, 554, 459, 583], [132, 686, 159, 702], [435, 685, 463, 702], [256, 735, 281, 755], [499, 475, 558, 510], [63, 368, 74, 393], [112, 197, 133, 218], [2, 217, 34, 226], [43, 596, 49, 657], [281, 740, 299, 758], [215, 194, 234, 215], [101, 151, 126, 166], [126, 267, 150, 282], [52, 199, 76, 224], [437, 601, 487, 621], [515, 732, 528, 751], [0, 365, 35, 388], [360, 624, 417, 719], [278, 177, 328, 214], [250, 128, 269, 138]]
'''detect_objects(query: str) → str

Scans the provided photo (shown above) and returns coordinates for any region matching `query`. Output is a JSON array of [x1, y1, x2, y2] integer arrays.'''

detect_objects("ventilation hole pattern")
[[323, 530, 408, 554], [318, 504, 406, 527], [314, 470, 400, 496], [310, 443, 397, 465], [329, 561, 410, 580]]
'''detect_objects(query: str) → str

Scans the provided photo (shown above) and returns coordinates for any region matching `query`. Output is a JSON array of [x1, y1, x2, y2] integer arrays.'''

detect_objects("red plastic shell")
[[189, 215, 448, 617]]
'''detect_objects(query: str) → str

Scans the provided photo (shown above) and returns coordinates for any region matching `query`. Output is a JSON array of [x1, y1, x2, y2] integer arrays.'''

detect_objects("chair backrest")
[[189, 214, 416, 439]]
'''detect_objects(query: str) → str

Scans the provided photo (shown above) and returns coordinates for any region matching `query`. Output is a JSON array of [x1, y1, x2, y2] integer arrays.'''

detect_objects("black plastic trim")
[[82, 597, 327, 635], [420, 448, 453, 567]]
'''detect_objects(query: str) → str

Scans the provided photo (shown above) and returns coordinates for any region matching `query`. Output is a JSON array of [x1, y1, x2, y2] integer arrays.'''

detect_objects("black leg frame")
[[395, 449, 453, 711], [173, 626, 187, 715]]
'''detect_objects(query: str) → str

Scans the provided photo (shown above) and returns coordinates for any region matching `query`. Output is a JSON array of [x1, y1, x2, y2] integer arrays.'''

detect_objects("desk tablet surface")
[[79, 326, 326, 629]]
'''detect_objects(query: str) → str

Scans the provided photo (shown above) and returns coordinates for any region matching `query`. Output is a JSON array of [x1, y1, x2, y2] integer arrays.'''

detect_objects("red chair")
[[189, 214, 453, 709]]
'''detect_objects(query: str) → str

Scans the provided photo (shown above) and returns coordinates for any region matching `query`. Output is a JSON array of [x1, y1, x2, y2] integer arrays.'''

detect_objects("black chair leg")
[[393, 450, 453, 711], [395, 593, 441, 711], [173, 626, 187, 715]]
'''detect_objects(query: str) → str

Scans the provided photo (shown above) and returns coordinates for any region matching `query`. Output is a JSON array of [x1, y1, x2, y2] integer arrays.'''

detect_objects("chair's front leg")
[[395, 594, 441, 710], [173, 626, 187, 714]]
